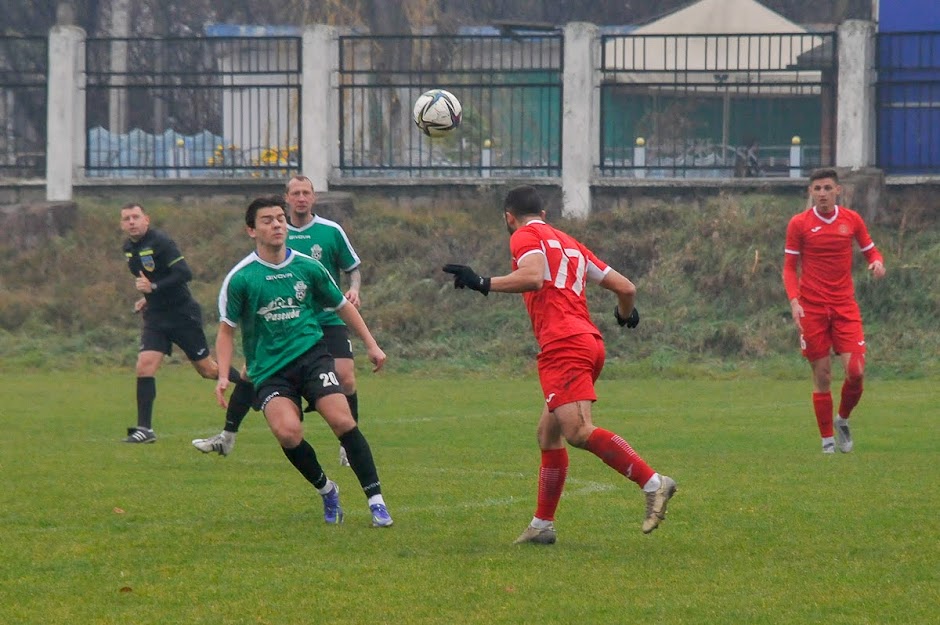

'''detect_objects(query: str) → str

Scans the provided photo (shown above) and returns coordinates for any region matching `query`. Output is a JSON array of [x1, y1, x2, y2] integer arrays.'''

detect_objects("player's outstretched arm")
[[443, 254, 544, 295], [336, 303, 386, 372], [214, 322, 236, 408]]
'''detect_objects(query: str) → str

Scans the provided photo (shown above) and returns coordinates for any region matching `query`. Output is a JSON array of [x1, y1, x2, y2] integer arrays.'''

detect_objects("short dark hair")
[[504, 185, 543, 217], [245, 195, 287, 228], [809, 168, 839, 183], [121, 202, 145, 212]]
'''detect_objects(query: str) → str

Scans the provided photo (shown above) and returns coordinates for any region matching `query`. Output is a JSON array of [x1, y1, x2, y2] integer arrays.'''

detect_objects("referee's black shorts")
[[140, 303, 210, 362]]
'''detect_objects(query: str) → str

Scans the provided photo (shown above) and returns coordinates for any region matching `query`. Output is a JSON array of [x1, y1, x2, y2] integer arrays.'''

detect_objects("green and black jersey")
[[287, 216, 360, 327], [219, 249, 346, 387]]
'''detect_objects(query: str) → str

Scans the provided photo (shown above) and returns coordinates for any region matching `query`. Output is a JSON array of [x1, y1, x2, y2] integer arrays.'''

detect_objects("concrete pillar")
[[836, 20, 876, 169], [302, 25, 337, 192], [109, 0, 131, 134], [46, 25, 85, 201], [562, 22, 598, 218]]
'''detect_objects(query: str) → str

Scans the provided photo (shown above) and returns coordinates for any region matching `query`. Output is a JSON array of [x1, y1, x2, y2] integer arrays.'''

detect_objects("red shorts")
[[799, 300, 866, 361], [537, 333, 605, 411]]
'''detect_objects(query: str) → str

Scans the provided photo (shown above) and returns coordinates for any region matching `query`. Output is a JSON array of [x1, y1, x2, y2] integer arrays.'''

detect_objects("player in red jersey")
[[783, 168, 886, 454], [443, 185, 677, 545]]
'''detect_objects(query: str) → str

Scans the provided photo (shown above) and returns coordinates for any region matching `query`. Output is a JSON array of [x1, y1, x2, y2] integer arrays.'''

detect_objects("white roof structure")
[[604, 0, 826, 85], [635, 0, 806, 34]]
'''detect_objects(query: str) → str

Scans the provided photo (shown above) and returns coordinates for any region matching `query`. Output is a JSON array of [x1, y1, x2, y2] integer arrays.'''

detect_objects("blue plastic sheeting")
[[86, 127, 230, 178], [203, 24, 302, 37]]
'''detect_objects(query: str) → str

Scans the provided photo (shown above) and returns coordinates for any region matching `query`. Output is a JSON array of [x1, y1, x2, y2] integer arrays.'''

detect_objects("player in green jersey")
[[193, 175, 364, 464], [284, 175, 362, 466], [214, 196, 393, 527]]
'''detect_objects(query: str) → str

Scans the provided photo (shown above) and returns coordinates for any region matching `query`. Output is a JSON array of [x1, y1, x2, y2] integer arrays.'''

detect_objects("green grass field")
[[1, 368, 937, 624]]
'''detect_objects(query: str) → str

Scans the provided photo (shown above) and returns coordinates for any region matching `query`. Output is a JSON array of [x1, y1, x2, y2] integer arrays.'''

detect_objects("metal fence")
[[0, 36, 47, 179], [338, 32, 563, 178], [876, 31, 940, 174], [85, 36, 301, 178], [599, 32, 837, 178]]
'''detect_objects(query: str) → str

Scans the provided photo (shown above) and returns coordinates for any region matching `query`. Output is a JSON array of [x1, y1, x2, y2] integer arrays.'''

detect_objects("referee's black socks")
[[136, 376, 156, 430]]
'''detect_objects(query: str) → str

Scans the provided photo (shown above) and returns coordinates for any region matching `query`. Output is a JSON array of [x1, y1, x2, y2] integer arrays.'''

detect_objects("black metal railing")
[[599, 32, 836, 179], [84, 36, 301, 178], [0, 36, 47, 179], [338, 33, 563, 178], [876, 31, 940, 174]]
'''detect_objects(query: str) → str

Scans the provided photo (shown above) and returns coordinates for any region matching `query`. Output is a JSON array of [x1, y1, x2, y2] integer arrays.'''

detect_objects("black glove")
[[442, 264, 491, 296], [614, 306, 640, 328]]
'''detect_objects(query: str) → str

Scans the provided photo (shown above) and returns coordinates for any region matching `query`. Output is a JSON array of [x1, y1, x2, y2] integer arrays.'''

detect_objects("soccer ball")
[[413, 89, 462, 137]]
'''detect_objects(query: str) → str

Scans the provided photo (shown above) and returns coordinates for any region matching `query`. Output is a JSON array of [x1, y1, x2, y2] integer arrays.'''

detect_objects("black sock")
[[281, 439, 328, 490], [228, 367, 243, 384], [339, 427, 381, 498], [347, 392, 359, 423], [136, 376, 156, 430], [224, 381, 254, 433]]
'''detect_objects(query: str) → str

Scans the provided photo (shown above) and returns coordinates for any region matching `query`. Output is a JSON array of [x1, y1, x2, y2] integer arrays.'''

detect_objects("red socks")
[[813, 391, 834, 437], [585, 428, 654, 487], [535, 448, 569, 521], [839, 378, 863, 419]]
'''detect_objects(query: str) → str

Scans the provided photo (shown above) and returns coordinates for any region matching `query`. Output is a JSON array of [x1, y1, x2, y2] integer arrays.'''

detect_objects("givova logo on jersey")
[[257, 296, 301, 322]]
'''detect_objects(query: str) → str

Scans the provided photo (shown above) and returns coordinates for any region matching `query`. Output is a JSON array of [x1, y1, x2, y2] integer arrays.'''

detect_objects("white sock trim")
[[642, 473, 662, 493]]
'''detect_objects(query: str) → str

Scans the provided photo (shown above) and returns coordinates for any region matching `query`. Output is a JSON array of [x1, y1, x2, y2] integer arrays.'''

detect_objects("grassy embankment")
[[0, 191, 937, 378]]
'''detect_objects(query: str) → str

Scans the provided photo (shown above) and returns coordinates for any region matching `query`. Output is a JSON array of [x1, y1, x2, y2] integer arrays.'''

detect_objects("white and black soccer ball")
[[413, 89, 462, 137]]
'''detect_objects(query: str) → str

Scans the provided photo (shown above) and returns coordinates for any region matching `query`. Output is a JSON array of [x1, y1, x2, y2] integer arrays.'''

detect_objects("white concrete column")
[[302, 25, 337, 192], [836, 20, 876, 169], [562, 22, 598, 218], [109, 0, 131, 134], [46, 25, 85, 201]]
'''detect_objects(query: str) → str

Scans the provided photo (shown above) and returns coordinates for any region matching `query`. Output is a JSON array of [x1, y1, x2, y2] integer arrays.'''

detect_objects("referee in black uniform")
[[119, 203, 254, 444]]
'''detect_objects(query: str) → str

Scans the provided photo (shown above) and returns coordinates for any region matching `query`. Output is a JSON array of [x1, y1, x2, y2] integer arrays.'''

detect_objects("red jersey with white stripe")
[[783, 205, 882, 306], [509, 219, 611, 349]]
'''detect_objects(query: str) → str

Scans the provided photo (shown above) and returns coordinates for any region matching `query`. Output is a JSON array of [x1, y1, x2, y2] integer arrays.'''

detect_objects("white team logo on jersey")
[[257, 297, 301, 321], [310, 244, 323, 260], [294, 280, 307, 301]]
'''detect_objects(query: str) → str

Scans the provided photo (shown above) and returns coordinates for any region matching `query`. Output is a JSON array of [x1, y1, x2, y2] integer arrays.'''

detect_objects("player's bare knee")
[[563, 425, 593, 448], [847, 353, 865, 382], [325, 413, 357, 437], [195, 361, 218, 380], [271, 422, 303, 447]]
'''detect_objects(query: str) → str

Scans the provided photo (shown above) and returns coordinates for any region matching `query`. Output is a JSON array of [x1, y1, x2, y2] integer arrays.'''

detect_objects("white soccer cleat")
[[513, 523, 557, 545], [643, 475, 678, 534], [192, 431, 235, 456], [834, 417, 854, 453]]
